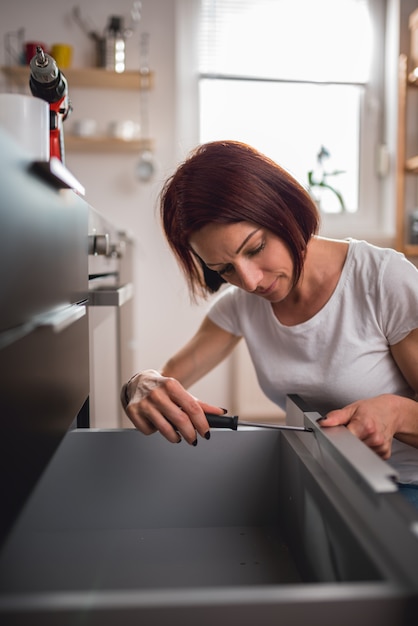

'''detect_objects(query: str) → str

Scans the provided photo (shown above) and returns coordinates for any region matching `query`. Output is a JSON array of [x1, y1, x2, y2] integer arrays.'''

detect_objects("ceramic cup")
[[107, 120, 140, 141], [72, 119, 98, 137], [50, 44, 73, 69], [25, 42, 48, 65]]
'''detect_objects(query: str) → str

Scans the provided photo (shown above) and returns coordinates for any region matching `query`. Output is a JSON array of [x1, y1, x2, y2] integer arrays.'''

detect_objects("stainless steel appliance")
[[1, 128, 418, 625], [0, 128, 89, 545], [87, 208, 134, 428]]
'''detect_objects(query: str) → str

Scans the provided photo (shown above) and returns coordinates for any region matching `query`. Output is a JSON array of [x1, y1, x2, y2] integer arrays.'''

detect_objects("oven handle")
[[0, 303, 87, 350], [88, 283, 133, 307], [35, 303, 87, 333]]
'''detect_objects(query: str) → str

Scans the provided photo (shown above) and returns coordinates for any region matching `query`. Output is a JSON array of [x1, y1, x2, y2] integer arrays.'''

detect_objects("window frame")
[[175, 0, 389, 240]]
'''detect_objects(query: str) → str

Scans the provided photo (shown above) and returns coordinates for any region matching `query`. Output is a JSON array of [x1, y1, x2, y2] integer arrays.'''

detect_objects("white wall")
[[0, 0, 239, 416]]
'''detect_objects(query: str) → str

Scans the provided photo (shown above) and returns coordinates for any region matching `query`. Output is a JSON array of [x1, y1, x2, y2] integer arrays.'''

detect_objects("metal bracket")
[[286, 395, 399, 494]]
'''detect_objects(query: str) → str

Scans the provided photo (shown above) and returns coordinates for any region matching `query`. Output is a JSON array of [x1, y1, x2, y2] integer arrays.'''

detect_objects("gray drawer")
[[0, 427, 417, 625]]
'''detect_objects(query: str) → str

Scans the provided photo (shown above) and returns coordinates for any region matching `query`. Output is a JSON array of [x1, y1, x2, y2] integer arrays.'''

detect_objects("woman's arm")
[[161, 316, 241, 386], [389, 327, 418, 448], [320, 329, 418, 458], [123, 316, 241, 445]]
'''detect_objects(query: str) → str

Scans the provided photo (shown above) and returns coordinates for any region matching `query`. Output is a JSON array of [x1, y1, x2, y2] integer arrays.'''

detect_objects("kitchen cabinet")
[[0, 65, 154, 153], [0, 128, 89, 542]]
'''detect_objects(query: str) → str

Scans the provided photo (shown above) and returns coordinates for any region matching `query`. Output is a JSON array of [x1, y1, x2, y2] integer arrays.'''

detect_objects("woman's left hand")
[[319, 394, 401, 459]]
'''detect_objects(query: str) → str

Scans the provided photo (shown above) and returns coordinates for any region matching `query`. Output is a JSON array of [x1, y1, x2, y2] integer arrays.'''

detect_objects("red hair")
[[160, 140, 320, 299]]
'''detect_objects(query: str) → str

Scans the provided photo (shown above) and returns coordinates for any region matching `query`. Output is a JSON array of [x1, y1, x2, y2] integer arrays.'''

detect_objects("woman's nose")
[[236, 263, 262, 292]]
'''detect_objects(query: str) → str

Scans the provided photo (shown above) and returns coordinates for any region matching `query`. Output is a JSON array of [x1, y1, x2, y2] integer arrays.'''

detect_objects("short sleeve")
[[207, 286, 243, 337], [379, 250, 418, 345]]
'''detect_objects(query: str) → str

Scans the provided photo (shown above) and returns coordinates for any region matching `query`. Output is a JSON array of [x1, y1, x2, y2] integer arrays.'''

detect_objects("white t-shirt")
[[208, 239, 418, 484]]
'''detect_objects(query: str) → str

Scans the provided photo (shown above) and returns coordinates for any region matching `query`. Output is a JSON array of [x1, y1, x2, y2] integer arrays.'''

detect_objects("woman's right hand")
[[120, 369, 225, 445]]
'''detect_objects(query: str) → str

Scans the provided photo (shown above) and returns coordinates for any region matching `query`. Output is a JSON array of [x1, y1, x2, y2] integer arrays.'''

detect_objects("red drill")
[[29, 46, 72, 163]]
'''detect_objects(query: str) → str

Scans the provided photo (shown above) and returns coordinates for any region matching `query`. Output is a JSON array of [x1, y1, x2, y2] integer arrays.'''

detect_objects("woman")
[[122, 140, 418, 502]]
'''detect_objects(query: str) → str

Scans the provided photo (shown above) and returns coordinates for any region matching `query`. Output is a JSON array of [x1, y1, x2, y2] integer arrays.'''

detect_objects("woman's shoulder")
[[209, 285, 271, 321], [208, 285, 268, 336], [346, 237, 401, 257], [342, 238, 418, 289], [321, 236, 396, 259], [210, 285, 263, 308], [346, 238, 412, 267]]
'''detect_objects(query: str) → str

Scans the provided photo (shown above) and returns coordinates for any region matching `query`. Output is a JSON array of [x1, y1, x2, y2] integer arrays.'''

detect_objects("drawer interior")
[[0, 429, 386, 594]]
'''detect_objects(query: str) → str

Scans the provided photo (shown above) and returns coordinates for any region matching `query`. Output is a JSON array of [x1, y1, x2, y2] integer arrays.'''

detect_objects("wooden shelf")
[[65, 135, 152, 153], [1, 66, 153, 90], [395, 53, 418, 255], [403, 244, 418, 257], [2, 65, 155, 156]]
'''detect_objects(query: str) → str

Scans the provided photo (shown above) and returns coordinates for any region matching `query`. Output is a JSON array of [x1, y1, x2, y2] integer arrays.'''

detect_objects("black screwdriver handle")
[[205, 413, 239, 430]]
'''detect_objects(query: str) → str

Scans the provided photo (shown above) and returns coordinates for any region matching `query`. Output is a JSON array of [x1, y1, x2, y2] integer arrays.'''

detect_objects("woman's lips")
[[256, 278, 278, 296]]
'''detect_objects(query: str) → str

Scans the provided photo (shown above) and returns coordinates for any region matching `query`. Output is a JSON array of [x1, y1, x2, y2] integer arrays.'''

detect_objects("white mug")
[[0, 93, 49, 160]]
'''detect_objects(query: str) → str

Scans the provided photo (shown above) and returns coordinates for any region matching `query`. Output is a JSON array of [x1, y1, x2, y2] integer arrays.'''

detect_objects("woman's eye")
[[217, 242, 265, 276], [248, 241, 265, 257]]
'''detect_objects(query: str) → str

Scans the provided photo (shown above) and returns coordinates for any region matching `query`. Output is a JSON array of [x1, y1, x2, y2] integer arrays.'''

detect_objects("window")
[[195, 0, 386, 233], [199, 79, 361, 213]]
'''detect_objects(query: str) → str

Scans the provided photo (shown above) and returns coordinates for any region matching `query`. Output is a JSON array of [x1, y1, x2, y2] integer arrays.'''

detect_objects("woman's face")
[[190, 221, 295, 303]]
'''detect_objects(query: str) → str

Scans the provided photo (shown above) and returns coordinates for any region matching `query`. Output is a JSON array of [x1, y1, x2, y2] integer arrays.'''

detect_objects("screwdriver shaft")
[[205, 413, 312, 432], [239, 420, 312, 432]]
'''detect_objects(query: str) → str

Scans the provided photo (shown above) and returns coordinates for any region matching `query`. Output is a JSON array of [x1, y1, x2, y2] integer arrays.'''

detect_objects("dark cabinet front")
[[0, 129, 89, 543]]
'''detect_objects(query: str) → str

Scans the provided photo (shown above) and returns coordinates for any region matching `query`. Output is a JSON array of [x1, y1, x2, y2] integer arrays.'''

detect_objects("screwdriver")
[[205, 413, 313, 432]]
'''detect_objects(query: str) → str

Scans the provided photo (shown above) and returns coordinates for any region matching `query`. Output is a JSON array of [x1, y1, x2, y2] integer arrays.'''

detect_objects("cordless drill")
[[29, 46, 72, 163]]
